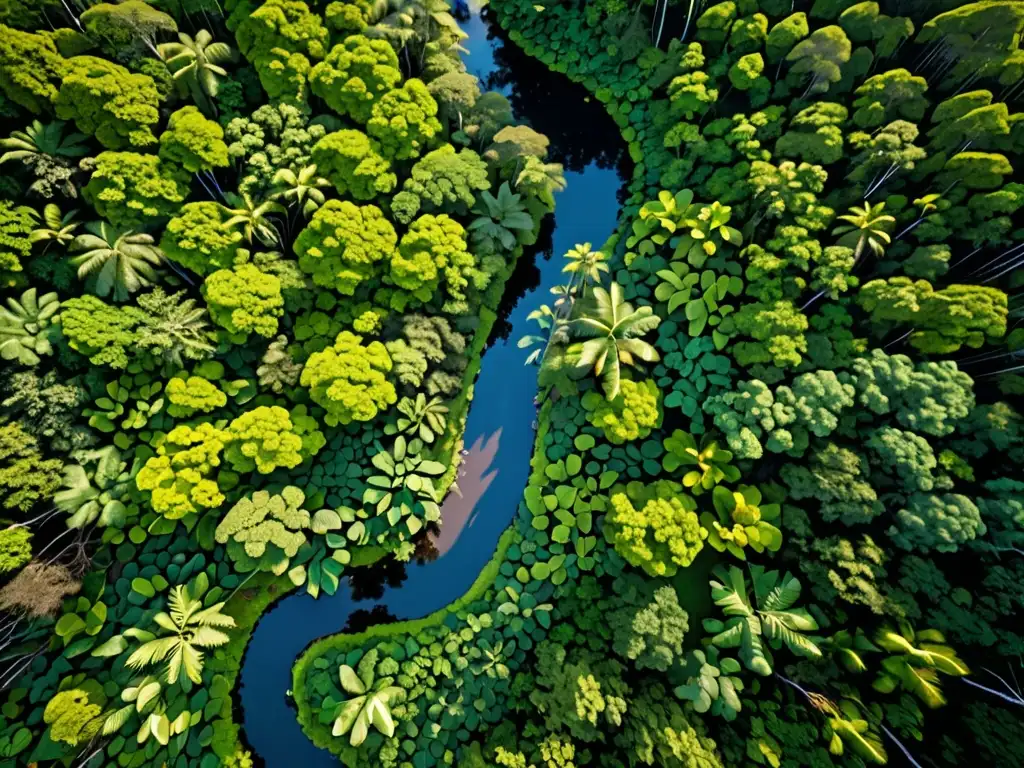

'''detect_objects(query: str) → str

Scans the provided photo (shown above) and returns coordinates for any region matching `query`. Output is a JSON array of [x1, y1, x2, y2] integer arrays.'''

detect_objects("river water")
[[237, 8, 629, 765]]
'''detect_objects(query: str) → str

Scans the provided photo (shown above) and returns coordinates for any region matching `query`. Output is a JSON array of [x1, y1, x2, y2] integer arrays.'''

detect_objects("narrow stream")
[[237, 9, 629, 766]]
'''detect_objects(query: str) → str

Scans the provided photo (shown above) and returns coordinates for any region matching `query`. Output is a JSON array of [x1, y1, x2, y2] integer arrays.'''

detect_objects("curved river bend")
[[238, 9, 629, 766]]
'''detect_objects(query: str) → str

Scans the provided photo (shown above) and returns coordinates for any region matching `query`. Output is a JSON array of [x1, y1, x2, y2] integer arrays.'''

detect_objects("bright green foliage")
[[126, 582, 235, 685], [158, 106, 229, 173], [235, 0, 327, 102], [604, 490, 706, 577], [938, 150, 1014, 190], [775, 102, 847, 165], [662, 430, 741, 492], [43, 689, 104, 746], [55, 56, 161, 149], [781, 441, 881, 524], [873, 622, 969, 708], [766, 13, 809, 63], [0, 287, 60, 365], [215, 486, 310, 573], [202, 263, 284, 339], [391, 213, 471, 306], [570, 282, 661, 400], [294, 200, 396, 295], [57, 294, 145, 369], [225, 405, 306, 474], [695, 3, 736, 47], [786, 25, 851, 96], [888, 493, 984, 554], [395, 145, 490, 223], [732, 299, 808, 369], [160, 202, 247, 276], [387, 394, 448, 443], [135, 422, 228, 519], [858, 277, 1008, 353], [82, 152, 190, 230], [705, 565, 820, 676], [80, 0, 177, 61], [609, 578, 688, 672], [309, 34, 402, 123], [852, 68, 928, 128], [300, 330, 396, 426], [367, 78, 442, 160], [0, 25, 67, 113], [728, 53, 767, 96], [332, 648, 404, 746], [165, 375, 226, 417], [0, 420, 62, 512], [848, 119, 926, 189], [0, 201, 35, 288], [0, 526, 31, 574], [310, 129, 396, 201], [917, 0, 1024, 87], [703, 484, 782, 560], [581, 379, 660, 445]]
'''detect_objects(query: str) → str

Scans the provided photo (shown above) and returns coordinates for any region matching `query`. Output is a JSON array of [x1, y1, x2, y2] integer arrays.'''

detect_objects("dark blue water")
[[237, 11, 627, 766]]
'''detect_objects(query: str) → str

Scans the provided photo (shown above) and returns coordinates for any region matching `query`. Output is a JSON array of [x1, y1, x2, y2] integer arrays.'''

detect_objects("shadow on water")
[[237, 9, 631, 767]]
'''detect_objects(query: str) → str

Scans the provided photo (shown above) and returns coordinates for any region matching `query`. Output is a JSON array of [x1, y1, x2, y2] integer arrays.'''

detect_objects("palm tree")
[[569, 281, 661, 400], [125, 584, 235, 686], [333, 649, 404, 747], [69, 222, 165, 302], [832, 200, 895, 265], [30, 204, 81, 252], [561, 242, 609, 297], [271, 165, 330, 220], [157, 30, 234, 116], [516, 156, 566, 210], [223, 192, 285, 247], [0, 120, 89, 165]]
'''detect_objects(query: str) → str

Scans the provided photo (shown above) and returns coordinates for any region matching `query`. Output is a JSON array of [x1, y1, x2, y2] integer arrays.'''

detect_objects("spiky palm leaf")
[[707, 565, 820, 677], [271, 165, 330, 219], [569, 281, 660, 399], [872, 622, 968, 708], [223, 193, 285, 247], [126, 585, 235, 686], [69, 221, 165, 302], [832, 200, 895, 263], [158, 30, 234, 115], [562, 242, 609, 295], [0, 120, 89, 165]]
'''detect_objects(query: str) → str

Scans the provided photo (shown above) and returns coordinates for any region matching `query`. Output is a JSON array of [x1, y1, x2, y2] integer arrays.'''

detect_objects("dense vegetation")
[[1, 0, 1023, 768], [0, 0, 559, 765]]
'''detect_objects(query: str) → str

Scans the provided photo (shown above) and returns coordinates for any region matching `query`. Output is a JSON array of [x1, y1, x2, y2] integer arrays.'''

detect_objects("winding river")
[[237, 8, 629, 765]]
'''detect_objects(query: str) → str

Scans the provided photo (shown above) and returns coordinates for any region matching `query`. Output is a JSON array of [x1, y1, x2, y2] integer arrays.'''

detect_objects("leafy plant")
[[69, 221, 165, 302], [662, 430, 740, 493], [30, 204, 80, 251], [363, 435, 445, 537], [333, 649, 404, 747], [125, 582, 236, 686], [832, 200, 895, 265], [873, 622, 969, 708], [674, 647, 744, 721], [705, 565, 821, 676], [0, 287, 60, 365], [157, 30, 234, 116], [569, 281, 661, 400], [703, 484, 783, 560], [385, 393, 449, 443], [54, 445, 138, 529], [468, 181, 534, 252], [0, 120, 89, 164]]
